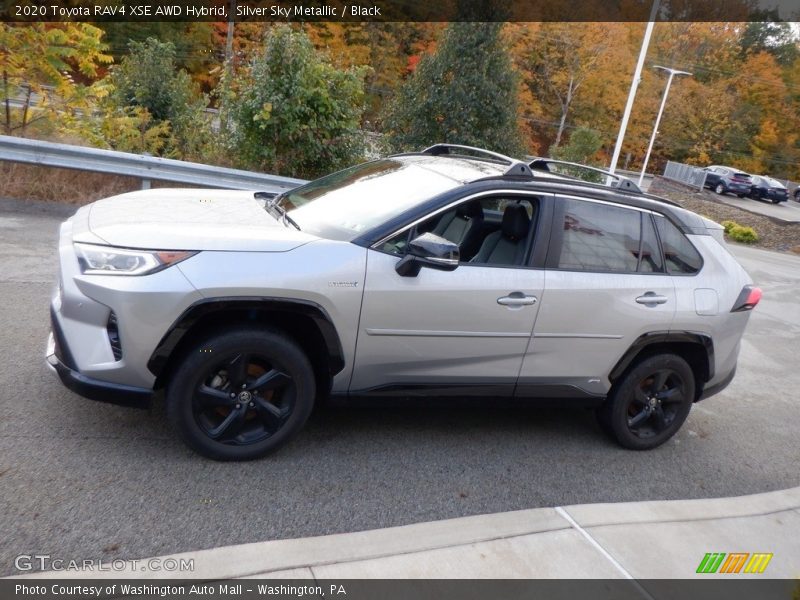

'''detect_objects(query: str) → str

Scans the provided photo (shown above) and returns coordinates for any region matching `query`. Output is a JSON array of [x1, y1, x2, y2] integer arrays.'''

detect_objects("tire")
[[737, 194, 746, 198], [715, 183, 725, 195], [597, 354, 695, 450], [166, 327, 315, 461]]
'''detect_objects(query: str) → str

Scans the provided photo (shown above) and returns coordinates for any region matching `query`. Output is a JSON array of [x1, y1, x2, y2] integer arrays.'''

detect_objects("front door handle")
[[498, 292, 538, 307], [636, 292, 669, 306]]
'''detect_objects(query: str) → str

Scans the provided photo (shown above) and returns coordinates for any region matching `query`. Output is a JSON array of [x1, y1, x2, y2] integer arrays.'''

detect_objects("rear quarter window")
[[654, 215, 703, 275]]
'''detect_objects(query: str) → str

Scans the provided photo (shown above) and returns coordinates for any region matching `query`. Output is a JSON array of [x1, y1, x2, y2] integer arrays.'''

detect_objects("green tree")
[[739, 12, 799, 66], [107, 37, 209, 157], [383, 22, 524, 156], [100, 22, 219, 90], [228, 25, 367, 179], [549, 127, 602, 164]]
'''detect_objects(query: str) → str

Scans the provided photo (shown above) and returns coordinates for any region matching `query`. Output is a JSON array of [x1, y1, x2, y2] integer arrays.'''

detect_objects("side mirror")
[[395, 232, 460, 277]]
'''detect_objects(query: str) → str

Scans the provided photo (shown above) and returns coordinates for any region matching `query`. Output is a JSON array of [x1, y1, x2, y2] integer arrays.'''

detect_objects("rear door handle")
[[636, 292, 669, 305], [498, 292, 538, 307]]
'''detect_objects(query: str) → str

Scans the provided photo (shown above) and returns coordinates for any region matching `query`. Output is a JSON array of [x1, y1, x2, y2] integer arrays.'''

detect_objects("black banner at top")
[[2, 0, 799, 22]]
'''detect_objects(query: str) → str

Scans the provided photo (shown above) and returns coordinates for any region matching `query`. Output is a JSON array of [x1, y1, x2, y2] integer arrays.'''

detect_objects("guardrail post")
[[140, 152, 151, 190]]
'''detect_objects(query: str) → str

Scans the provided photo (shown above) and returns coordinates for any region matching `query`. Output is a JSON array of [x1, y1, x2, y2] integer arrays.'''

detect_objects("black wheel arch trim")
[[609, 330, 714, 383], [147, 297, 345, 379]]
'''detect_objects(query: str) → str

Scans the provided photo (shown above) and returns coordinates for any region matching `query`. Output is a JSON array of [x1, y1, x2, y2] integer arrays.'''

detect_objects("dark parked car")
[[749, 175, 788, 204], [793, 188, 800, 202], [703, 166, 752, 197]]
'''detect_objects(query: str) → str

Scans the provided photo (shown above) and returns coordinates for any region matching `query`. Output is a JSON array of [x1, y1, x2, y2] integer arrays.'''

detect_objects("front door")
[[350, 194, 546, 396]]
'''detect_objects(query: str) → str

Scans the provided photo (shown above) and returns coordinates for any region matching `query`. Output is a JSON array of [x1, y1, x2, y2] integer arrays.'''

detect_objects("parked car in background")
[[702, 166, 752, 197], [748, 175, 788, 204], [793, 188, 800, 202]]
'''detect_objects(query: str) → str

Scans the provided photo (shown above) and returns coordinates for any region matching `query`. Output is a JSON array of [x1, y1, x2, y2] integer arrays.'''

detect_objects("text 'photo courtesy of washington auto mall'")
[[0, 0, 799, 597]]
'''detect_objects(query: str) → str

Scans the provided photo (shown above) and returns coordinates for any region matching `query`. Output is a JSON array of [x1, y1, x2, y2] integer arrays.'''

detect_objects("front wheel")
[[167, 327, 315, 461], [597, 354, 695, 450], [715, 183, 725, 195]]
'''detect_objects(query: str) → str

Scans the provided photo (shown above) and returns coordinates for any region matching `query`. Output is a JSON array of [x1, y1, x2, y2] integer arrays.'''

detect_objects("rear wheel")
[[597, 354, 695, 450], [715, 183, 725, 195], [167, 328, 315, 461]]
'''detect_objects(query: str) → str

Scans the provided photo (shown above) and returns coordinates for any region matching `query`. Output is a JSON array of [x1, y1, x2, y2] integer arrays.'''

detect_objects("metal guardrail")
[[0, 135, 307, 192], [663, 160, 707, 190]]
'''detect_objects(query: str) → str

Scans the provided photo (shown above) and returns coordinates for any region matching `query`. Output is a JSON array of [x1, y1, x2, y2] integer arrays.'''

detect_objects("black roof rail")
[[421, 144, 533, 179], [528, 158, 643, 194]]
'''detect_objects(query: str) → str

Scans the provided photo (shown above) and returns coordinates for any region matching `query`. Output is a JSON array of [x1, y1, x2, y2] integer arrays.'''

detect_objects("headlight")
[[74, 243, 197, 276]]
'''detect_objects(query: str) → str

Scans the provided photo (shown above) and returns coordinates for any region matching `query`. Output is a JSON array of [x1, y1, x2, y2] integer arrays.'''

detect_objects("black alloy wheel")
[[167, 328, 315, 461], [624, 368, 686, 439], [597, 353, 695, 450], [192, 352, 293, 445]]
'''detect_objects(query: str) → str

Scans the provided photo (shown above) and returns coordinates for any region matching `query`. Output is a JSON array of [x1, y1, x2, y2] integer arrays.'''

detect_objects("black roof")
[[381, 151, 706, 232]]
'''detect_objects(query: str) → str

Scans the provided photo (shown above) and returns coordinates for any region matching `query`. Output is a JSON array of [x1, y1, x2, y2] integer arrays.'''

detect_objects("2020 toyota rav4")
[[46, 145, 761, 460]]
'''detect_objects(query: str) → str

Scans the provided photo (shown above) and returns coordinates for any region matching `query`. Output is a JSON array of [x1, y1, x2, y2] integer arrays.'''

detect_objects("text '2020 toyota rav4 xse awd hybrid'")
[[46, 145, 761, 460]]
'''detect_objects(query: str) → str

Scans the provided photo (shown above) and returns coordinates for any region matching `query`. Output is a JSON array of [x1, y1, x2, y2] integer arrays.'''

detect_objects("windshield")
[[276, 159, 461, 241]]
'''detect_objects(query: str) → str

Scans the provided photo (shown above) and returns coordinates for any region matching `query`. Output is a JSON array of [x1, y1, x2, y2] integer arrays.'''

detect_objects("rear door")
[[517, 195, 676, 399]]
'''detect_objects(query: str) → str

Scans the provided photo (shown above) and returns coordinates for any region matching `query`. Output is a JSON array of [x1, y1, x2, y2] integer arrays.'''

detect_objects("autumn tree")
[[514, 23, 610, 149], [228, 25, 367, 178], [0, 23, 111, 136], [383, 22, 524, 156]]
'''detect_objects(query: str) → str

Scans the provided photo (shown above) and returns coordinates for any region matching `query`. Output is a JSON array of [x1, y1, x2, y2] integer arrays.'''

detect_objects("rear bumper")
[[46, 325, 152, 409], [697, 365, 736, 401]]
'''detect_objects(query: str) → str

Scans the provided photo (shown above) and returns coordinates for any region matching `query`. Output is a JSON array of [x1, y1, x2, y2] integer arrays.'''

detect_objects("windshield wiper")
[[265, 195, 301, 231]]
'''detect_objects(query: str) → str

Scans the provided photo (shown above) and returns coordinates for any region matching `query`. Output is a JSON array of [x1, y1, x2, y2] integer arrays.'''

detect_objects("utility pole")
[[225, 0, 235, 66], [608, 0, 660, 176], [638, 66, 692, 186], [221, 0, 236, 133]]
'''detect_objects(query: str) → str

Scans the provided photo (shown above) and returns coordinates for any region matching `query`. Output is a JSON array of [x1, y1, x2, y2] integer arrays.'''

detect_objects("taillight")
[[731, 285, 762, 312]]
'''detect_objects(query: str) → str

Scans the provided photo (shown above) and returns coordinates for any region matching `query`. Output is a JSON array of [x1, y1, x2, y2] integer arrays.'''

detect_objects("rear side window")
[[554, 199, 660, 273], [654, 215, 703, 274]]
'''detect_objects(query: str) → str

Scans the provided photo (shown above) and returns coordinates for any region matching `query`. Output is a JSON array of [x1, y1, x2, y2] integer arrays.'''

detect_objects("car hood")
[[70, 188, 316, 251]]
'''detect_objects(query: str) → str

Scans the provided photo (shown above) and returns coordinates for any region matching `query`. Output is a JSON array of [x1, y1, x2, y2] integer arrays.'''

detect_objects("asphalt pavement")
[[1, 198, 799, 576], [706, 190, 800, 223]]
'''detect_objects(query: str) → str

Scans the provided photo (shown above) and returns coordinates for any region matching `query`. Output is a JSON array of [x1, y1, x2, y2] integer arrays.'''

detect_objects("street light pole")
[[608, 0, 660, 177], [638, 66, 692, 186]]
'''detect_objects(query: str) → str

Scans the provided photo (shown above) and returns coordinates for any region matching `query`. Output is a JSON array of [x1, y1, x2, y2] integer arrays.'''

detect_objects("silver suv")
[[46, 145, 761, 460]]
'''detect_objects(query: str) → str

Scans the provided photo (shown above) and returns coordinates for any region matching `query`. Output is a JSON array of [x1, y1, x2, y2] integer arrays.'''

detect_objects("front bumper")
[[46, 330, 152, 409]]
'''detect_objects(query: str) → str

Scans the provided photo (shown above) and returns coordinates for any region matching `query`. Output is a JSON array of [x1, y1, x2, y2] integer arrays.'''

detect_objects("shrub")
[[106, 38, 210, 159], [228, 26, 367, 179], [721, 220, 738, 234], [728, 224, 759, 244]]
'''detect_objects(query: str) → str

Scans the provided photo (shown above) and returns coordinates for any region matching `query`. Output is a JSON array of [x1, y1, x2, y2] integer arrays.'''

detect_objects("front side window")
[[377, 196, 538, 267]]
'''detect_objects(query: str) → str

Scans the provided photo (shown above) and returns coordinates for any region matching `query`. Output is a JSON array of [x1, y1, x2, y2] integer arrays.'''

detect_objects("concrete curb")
[[15, 486, 800, 580]]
